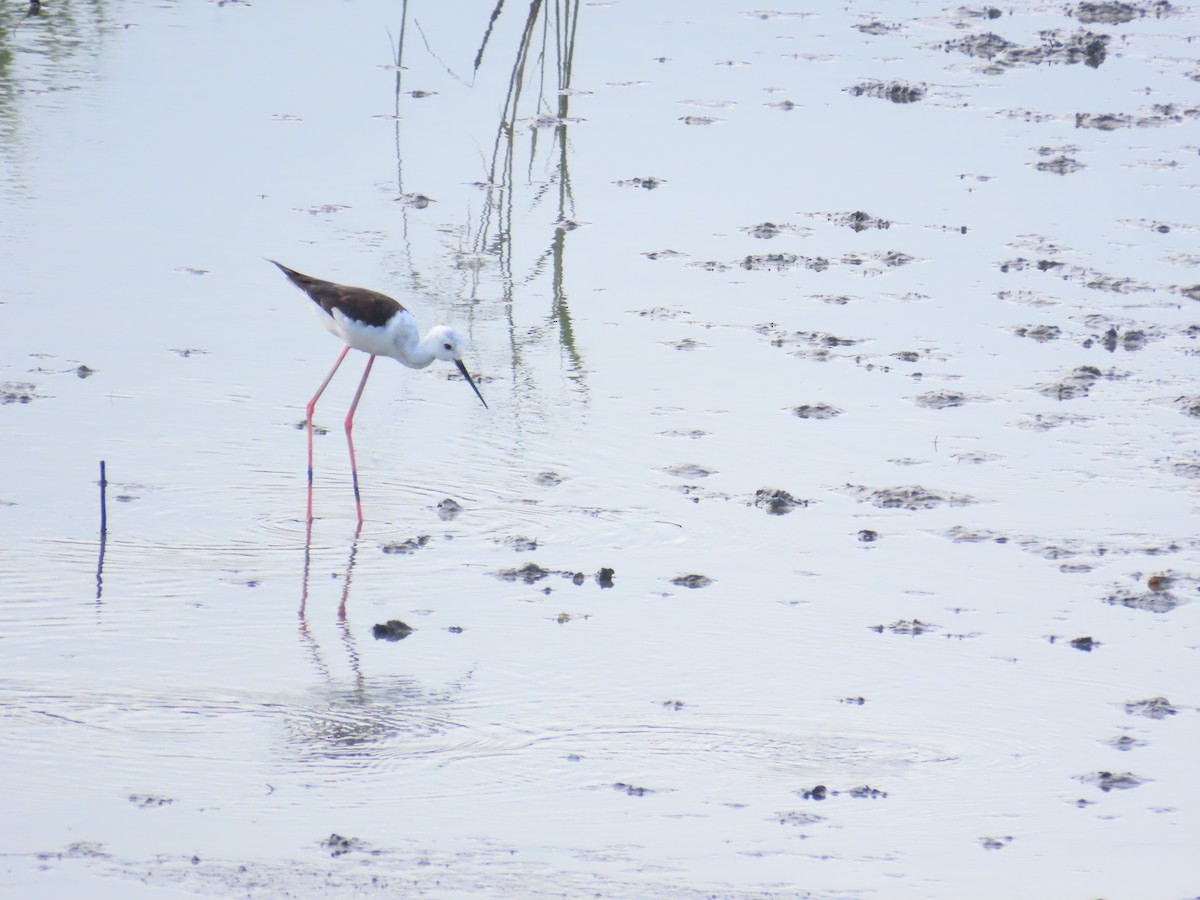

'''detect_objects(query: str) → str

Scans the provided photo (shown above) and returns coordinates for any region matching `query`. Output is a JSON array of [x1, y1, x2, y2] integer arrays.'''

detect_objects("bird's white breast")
[[324, 306, 423, 365]]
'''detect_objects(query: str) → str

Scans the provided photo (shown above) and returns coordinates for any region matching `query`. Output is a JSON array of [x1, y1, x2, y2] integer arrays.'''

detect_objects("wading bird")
[[271, 261, 487, 524]]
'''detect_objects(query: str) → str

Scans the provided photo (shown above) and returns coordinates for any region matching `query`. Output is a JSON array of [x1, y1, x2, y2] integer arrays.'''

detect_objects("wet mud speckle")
[[847, 80, 925, 103], [128, 794, 174, 808], [493, 563, 552, 584], [492, 563, 599, 587], [857, 530, 879, 543], [846, 484, 976, 509], [372, 620, 413, 641], [1015, 412, 1092, 431], [380, 536, 430, 555], [0, 382, 43, 404], [670, 574, 713, 589], [396, 193, 433, 209], [1106, 734, 1146, 751], [743, 221, 809, 239], [75, 364, 97, 378], [800, 784, 888, 800], [952, 451, 1000, 464], [854, 19, 900, 35], [872, 619, 936, 636], [613, 782, 654, 797], [790, 403, 842, 419], [320, 833, 367, 857], [825, 210, 891, 231], [1012, 324, 1061, 341], [753, 488, 808, 515], [36, 842, 110, 861], [740, 253, 820, 272], [631, 305, 689, 318], [665, 337, 707, 351], [777, 810, 827, 826], [615, 176, 665, 189], [980, 836, 1014, 851], [849, 787, 888, 801], [1037, 365, 1122, 400], [300, 203, 350, 215], [1102, 587, 1184, 614], [1124, 696, 1179, 719], [661, 463, 715, 478], [1081, 321, 1156, 353], [1075, 106, 1200, 130], [913, 391, 969, 409], [1036, 154, 1086, 175], [941, 29, 1111, 70], [1174, 396, 1200, 418], [759, 326, 863, 353], [596, 568, 615, 589], [1080, 771, 1145, 792], [503, 535, 539, 552]]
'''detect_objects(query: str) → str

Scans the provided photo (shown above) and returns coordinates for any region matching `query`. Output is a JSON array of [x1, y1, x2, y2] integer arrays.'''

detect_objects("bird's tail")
[[267, 259, 321, 292]]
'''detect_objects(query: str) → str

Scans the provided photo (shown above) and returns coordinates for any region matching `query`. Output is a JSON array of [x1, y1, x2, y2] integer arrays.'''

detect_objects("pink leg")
[[306, 346, 352, 523], [345, 356, 376, 525]]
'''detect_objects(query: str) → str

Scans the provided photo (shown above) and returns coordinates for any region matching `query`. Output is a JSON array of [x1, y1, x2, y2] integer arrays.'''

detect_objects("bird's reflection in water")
[[298, 520, 364, 690], [290, 522, 457, 761]]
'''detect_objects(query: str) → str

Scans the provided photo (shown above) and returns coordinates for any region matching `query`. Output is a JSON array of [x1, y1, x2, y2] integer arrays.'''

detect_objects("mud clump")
[[372, 620, 413, 641], [1125, 696, 1179, 719], [613, 782, 653, 796], [754, 488, 808, 515], [871, 619, 936, 636], [943, 29, 1111, 69], [790, 403, 842, 419], [835, 210, 891, 231], [321, 834, 366, 857], [846, 484, 976, 509], [615, 176, 665, 189], [1102, 588, 1183, 613], [1080, 771, 1145, 792], [1038, 365, 1119, 400], [1013, 324, 1061, 342], [1, 382, 42, 404], [381, 536, 430, 555], [1036, 155, 1085, 175], [914, 391, 968, 409], [847, 80, 925, 103]]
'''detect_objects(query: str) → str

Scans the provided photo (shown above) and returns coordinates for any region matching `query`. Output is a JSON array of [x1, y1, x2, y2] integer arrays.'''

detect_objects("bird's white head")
[[420, 325, 488, 408], [423, 325, 468, 363]]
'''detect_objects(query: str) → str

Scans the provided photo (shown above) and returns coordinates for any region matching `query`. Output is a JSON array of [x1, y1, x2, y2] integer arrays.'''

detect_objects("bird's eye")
[[443, 343, 453, 351]]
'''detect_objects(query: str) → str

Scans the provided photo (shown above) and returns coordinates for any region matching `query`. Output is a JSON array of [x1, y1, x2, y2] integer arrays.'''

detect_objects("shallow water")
[[2, 1, 1199, 897]]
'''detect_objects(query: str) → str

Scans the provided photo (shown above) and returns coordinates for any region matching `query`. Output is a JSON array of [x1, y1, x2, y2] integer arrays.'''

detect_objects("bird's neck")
[[393, 329, 439, 369]]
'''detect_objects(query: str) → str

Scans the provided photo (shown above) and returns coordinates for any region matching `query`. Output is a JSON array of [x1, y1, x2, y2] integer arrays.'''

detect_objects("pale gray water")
[[2, 1, 1198, 897]]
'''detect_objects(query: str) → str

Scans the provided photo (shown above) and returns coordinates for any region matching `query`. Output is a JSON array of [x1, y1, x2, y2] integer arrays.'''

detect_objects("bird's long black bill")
[[455, 359, 488, 408]]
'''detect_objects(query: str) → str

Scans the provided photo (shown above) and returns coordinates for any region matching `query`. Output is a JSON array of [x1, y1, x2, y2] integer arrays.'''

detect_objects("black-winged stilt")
[[271, 260, 486, 524]]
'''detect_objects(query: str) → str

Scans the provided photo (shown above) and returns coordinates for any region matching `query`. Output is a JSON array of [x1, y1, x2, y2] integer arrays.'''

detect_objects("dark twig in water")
[[96, 460, 108, 601]]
